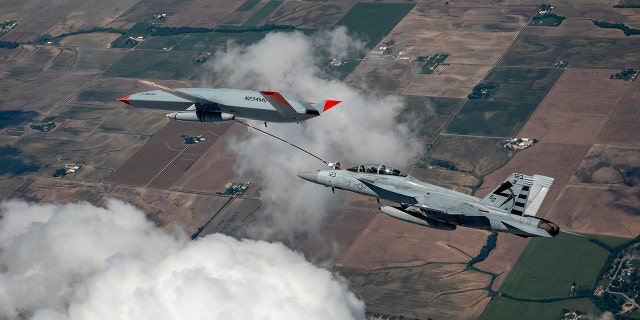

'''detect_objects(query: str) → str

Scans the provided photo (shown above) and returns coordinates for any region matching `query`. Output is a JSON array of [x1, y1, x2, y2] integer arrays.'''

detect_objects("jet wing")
[[357, 178, 419, 205], [138, 80, 212, 105]]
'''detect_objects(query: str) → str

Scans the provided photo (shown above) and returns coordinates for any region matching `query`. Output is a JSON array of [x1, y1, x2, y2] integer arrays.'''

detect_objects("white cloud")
[[0, 199, 365, 320], [204, 28, 421, 240]]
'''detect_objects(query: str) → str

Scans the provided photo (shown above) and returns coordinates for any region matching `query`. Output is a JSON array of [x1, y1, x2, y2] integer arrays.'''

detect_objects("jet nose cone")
[[297, 171, 318, 183]]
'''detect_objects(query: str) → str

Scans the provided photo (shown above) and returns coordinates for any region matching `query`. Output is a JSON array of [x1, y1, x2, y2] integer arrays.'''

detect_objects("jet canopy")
[[346, 164, 408, 177]]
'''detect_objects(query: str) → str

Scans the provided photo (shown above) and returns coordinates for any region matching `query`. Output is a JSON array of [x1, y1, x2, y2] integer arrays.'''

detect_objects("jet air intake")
[[166, 111, 235, 122], [380, 206, 456, 231]]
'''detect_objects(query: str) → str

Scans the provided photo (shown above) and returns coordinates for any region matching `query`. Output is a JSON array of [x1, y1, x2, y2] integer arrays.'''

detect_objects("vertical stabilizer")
[[481, 173, 554, 216], [523, 174, 554, 216], [481, 174, 530, 215]]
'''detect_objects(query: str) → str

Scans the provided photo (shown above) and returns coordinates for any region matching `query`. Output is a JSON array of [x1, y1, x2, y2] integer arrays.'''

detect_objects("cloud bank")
[[0, 199, 365, 320], [205, 27, 422, 239]]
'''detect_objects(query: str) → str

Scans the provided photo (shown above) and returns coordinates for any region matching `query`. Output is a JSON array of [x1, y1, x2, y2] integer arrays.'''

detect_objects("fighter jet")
[[114, 80, 341, 124], [298, 164, 560, 237]]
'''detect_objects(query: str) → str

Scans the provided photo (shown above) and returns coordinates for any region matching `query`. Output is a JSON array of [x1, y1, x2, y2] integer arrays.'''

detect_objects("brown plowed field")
[[337, 263, 492, 319], [108, 121, 233, 187], [382, 4, 534, 99], [338, 213, 488, 270], [518, 69, 632, 146], [164, 0, 239, 28], [598, 80, 640, 145], [170, 123, 246, 194], [109, 184, 230, 234], [266, 1, 356, 29]]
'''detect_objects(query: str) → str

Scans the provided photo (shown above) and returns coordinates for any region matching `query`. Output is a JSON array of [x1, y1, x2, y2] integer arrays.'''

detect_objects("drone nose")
[[297, 171, 318, 183]]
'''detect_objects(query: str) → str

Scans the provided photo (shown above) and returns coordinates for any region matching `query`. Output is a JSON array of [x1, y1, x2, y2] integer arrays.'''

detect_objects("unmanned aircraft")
[[298, 163, 560, 237], [114, 80, 341, 124]]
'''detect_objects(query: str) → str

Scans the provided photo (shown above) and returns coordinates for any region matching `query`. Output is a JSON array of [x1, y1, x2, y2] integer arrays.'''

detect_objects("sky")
[[204, 27, 422, 241], [0, 199, 365, 319]]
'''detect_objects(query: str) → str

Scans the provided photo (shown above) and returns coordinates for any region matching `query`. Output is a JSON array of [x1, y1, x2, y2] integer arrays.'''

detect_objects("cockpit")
[[345, 164, 408, 177]]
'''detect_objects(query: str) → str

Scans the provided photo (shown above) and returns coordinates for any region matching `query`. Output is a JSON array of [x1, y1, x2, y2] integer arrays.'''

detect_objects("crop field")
[[501, 35, 640, 69], [243, 1, 284, 26], [426, 135, 513, 177], [337, 3, 415, 50], [552, 186, 640, 237], [399, 96, 462, 141], [348, 60, 417, 94], [480, 296, 600, 320], [236, 0, 260, 11], [266, 1, 354, 29], [393, 4, 533, 99], [474, 233, 530, 291], [109, 120, 236, 189], [483, 67, 564, 104], [598, 80, 640, 145], [172, 31, 271, 51], [445, 66, 563, 137], [170, 123, 244, 194], [18, 177, 111, 204], [163, 0, 240, 28], [573, 145, 640, 186], [480, 233, 610, 319], [103, 50, 198, 80], [446, 100, 538, 137], [109, 0, 190, 26], [109, 184, 230, 234], [338, 262, 491, 319], [338, 212, 489, 270], [499, 233, 608, 299], [518, 69, 631, 146], [409, 166, 479, 196]]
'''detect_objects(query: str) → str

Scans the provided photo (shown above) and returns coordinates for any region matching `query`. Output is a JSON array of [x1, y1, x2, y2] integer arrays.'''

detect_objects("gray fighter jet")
[[298, 164, 560, 237], [114, 80, 341, 124]]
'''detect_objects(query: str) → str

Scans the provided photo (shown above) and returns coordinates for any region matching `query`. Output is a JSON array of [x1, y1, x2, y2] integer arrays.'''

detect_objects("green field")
[[135, 35, 186, 50], [103, 50, 197, 80], [237, 0, 260, 11], [243, 1, 284, 26], [447, 66, 562, 137], [446, 100, 538, 137], [399, 96, 461, 140], [480, 296, 600, 320], [480, 233, 611, 319], [501, 36, 640, 69], [484, 67, 563, 104], [501, 233, 608, 299], [426, 135, 512, 176], [337, 3, 415, 50], [174, 31, 275, 51]]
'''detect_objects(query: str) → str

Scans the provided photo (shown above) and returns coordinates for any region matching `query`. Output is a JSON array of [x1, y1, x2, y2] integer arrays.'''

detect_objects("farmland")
[[337, 3, 415, 50], [1, 1, 640, 319], [499, 233, 608, 299]]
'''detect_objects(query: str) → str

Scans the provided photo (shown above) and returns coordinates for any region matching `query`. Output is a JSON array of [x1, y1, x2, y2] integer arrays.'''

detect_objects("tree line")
[[592, 20, 640, 36], [149, 24, 295, 36]]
